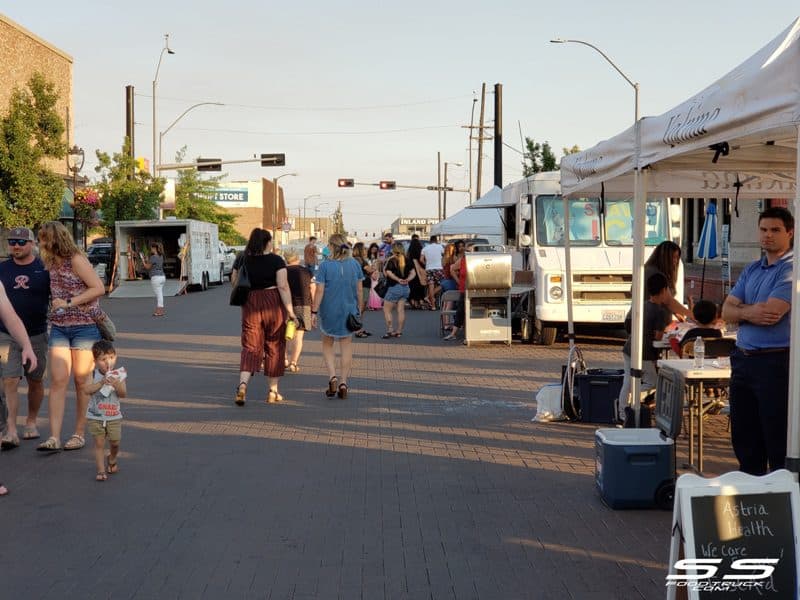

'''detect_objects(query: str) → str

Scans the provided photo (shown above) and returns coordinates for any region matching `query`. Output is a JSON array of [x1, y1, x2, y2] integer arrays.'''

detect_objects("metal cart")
[[463, 253, 513, 346]]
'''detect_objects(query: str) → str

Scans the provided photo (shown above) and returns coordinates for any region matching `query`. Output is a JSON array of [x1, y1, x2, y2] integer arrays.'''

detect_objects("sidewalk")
[[0, 287, 737, 599]]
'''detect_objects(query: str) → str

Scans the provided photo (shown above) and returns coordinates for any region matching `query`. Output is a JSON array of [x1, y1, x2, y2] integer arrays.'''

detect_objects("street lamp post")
[[314, 202, 329, 237], [67, 144, 85, 247], [303, 194, 321, 240], [158, 102, 224, 170], [273, 173, 298, 245], [443, 161, 463, 220], [152, 33, 175, 176], [551, 37, 644, 421]]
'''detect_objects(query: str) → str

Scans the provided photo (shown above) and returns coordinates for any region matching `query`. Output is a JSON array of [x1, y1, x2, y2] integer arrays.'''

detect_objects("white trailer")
[[110, 219, 224, 298]]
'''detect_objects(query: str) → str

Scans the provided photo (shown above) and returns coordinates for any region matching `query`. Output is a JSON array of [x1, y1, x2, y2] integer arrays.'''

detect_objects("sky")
[[3, 1, 798, 236]]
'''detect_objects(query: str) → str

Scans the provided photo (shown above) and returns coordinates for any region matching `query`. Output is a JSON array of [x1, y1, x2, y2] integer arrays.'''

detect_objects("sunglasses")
[[8, 239, 30, 246]]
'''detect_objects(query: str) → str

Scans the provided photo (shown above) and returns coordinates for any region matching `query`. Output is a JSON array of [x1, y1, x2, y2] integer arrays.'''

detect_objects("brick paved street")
[[0, 285, 737, 599]]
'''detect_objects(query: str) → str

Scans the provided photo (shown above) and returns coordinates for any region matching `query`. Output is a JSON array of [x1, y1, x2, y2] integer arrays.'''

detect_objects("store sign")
[[213, 189, 249, 203], [399, 218, 438, 226]]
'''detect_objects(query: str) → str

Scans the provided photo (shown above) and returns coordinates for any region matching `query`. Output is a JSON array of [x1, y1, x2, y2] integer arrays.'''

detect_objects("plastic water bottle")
[[693, 337, 705, 369], [285, 319, 296, 340]]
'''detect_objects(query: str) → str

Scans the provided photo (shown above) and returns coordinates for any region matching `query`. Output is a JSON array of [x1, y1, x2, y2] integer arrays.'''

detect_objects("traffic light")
[[261, 153, 285, 167], [338, 178, 354, 188], [379, 180, 396, 190], [197, 158, 222, 172]]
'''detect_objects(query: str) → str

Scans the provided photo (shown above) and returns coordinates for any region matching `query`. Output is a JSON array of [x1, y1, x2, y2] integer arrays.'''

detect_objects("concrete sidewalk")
[[0, 286, 737, 599]]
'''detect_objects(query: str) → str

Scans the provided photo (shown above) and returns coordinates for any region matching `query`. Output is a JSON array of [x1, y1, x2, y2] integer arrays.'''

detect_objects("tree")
[[168, 147, 245, 245], [94, 138, 164, 234], [0, 73, 66, 227], [563, 144, 581, 156], [521, 137, 581, 176]]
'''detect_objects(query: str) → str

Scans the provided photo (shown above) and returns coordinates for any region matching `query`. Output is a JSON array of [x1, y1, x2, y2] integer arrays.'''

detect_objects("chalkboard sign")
[[667, 470, 800, 600]]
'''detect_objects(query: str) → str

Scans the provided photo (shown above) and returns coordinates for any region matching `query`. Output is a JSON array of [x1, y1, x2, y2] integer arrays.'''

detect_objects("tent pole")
[[700, 257, 706, 299], [785, 125, 800, 478], [630, 167, 648, 426], [563, 194, 575, 349]]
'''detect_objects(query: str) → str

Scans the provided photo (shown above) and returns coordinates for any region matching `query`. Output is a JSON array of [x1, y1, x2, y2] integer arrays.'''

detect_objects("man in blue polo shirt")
[[722, 207, 793, 475]]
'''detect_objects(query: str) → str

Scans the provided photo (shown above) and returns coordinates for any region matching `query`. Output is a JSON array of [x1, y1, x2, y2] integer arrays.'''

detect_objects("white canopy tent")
[[561, 17, 800, 468], [430, 188, 505, 240]]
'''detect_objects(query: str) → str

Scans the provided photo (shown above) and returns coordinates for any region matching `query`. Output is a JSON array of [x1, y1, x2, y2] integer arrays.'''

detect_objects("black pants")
[[729, 349, 790, 475]]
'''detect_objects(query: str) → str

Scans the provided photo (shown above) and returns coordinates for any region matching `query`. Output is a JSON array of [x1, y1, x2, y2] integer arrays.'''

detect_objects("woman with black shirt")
[[232, 229, 297, 406], [381, 242, 417, 338]]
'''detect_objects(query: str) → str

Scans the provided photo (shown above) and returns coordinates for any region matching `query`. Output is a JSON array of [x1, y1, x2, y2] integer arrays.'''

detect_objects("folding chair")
[[439, 290, 461, 336]]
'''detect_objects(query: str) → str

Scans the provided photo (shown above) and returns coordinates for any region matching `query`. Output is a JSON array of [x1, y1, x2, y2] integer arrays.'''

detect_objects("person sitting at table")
[[673, 300, 724, 351], [616, 272, 673, 424]]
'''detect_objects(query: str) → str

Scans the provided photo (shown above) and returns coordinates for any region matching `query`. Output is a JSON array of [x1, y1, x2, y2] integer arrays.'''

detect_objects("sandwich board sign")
[[666, 470, 800, 599]]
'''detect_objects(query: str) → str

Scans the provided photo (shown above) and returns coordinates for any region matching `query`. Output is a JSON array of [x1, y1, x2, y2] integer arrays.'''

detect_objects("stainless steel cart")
[[464, 253, 513, 346]]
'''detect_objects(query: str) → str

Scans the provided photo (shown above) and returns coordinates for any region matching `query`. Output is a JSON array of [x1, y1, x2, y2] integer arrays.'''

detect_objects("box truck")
[[110, 219, 224, 298]]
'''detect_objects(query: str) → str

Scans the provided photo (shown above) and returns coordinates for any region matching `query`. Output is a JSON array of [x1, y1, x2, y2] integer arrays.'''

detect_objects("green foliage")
[[0, 73, 67, 227], [94, 138, 164, 234], [521, 138, 581, 177], [522, 138, 558, 176], [168, 148, 245, 245]]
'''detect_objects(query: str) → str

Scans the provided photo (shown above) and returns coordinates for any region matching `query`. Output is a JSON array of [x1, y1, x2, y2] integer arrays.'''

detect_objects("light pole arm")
[[552, 38, 640, 121], [162, 102, 224, 138]]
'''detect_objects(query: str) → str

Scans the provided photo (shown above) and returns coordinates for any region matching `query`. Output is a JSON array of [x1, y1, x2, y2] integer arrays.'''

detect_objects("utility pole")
[[468, 93, 477, 203], [494, 82, 503, 188], [437, 152, 442, 220], [476, 84, 487, 200]]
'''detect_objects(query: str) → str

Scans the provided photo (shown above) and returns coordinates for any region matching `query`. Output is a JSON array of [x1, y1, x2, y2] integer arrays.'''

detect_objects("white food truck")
[[475, 172, 681, 344], [110, 219, 225, 298]]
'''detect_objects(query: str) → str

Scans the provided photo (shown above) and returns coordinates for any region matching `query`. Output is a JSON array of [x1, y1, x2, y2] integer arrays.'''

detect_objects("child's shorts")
[[88, 419, 122, 442]]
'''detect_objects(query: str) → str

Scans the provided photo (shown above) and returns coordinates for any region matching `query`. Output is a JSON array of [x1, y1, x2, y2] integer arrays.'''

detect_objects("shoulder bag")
[[94, 309, 117, 341], [229, 258, 251, 306]]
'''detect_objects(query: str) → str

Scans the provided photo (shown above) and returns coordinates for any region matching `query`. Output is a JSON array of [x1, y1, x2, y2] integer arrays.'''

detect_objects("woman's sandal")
[[267, 390, 284, 404], [337, 383, 349, 399], [64, 434, 85, 451], [107, 458, 119, 474], [36, 436, 61, 453], [381, 332, 395, 339], [287, 362, 299, 373], [326, 376, 338, 398], [235, 382, 247, 406], [96, 472, 107, 482], [355, 331, 369, 338]]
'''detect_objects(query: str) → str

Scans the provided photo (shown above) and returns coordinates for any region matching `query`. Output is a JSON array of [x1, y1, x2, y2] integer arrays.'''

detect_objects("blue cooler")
[[576, 369, 624, 424], [595, 428, 675, 509]]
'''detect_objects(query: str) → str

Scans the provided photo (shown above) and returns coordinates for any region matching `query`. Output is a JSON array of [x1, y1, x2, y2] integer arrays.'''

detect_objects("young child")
[[680, 299, 724, 345], [616, 272, 674, 423], [84, 340, 127, 481]]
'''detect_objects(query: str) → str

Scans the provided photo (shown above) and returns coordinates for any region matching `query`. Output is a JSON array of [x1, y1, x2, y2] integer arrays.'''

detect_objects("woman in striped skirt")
[[232, 229, 298, 405]]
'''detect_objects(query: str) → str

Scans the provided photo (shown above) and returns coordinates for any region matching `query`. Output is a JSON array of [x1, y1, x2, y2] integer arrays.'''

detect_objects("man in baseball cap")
[[7, 227, 35, 242], [0, 226, 49, 450]]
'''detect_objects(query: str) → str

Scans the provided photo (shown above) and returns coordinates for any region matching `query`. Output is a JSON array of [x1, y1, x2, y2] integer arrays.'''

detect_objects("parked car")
[[219, 241, 236, 280], [87, 242, 113, 266]]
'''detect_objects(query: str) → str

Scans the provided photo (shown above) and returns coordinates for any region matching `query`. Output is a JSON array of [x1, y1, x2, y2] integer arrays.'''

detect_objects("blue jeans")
[[729, 348, 790, 475]]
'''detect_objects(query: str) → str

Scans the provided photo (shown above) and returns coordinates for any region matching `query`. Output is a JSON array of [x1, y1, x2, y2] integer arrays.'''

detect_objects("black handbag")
[[346, 312, 363, 332], [374, 276, 388, 299], [229, 258, 251, 306]]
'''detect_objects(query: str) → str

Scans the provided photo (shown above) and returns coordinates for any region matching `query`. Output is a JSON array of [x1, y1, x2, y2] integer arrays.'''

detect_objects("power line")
[[175, 124, 459, 136], [135, 93, 472, 112]]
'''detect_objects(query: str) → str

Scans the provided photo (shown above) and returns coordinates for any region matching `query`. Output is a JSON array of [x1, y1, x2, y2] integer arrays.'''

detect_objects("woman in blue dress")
[[310, 234, 362, 399]]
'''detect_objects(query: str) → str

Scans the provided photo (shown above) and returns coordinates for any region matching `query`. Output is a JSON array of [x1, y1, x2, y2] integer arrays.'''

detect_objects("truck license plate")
[[602, 310, 625, 322]]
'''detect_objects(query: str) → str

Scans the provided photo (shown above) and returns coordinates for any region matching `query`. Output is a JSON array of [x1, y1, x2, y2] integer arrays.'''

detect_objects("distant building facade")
[[389, 217, 439, 238]]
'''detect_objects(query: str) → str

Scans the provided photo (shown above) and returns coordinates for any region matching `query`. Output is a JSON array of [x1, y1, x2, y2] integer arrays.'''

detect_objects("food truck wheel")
[[537, 323, 557, 346]]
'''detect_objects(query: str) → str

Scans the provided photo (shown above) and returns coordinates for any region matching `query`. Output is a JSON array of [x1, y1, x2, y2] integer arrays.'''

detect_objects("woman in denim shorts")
[[36, 222, 105, 453], [381, 242, 417, 339]]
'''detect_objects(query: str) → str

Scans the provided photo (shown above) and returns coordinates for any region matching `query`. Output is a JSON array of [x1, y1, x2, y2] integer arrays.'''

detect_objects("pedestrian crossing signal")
[[379, 181, 396, 190], [338, 178, 354, 188]]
